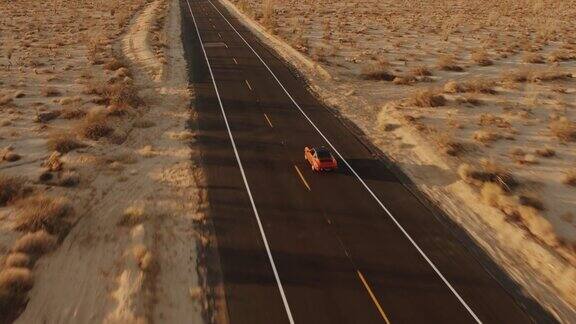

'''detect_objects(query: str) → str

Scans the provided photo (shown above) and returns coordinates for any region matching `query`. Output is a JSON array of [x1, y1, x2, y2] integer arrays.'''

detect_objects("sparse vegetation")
[[14, 195, 73, 236], [0, 176, 27, 206], [360, 62, 395, 81], [410, 89, 446, 107], [12, 230, 57, 256], [47, 133, 86, 153], [75, 111, 113, 140], [118, 206, 146, 226], [549, 118, 576, 142]]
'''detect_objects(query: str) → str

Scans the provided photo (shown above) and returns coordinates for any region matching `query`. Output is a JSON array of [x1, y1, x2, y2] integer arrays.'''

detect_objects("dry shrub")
[[43, 152, 63, 172], [437, 55, 463, 72], [76, 111, 113, 140], [132, 119, 156, 128], [133, 245, 156, 272], [4, 253, 30, 268], [517, 206, 557, 246], [455, 95, 483, 106], [518, 193, 545, 211], [530, 69, 572, 82], [458, 162, 517, 190], [0, 176, 26, 206], [471, 51, 493, 66], [480, 183, 557, 246], [479, 113, 511, 128], [474, 130, 501, 144], [12, 231, 57, 256], [410, 89, 446, 107], [443, 80, 461, 93], [445, 79, 495, 94], [14, 195, 72, 236], [84, 81, 141, 108], [548, 50, 575, 62], [0, 267, 33, 307], [360, 62, 395, 81], [40, 86, 61, 97], [523, 52, 545, 64], [392, 76, 415, 85], [549, 118, 576, 142], [535, 147, 555, 158], [563, 170, 576, 186], [57, 171, 80, 187], [2, 151, 21, 162], [410, 66, 432, 76], [59, 107, 86, 120], [501, 69, 529, 83], [107, 82, 142, 108], [118, 206, 146, 226], [104, 58, 125, 71], [47, 133, 86, 153]]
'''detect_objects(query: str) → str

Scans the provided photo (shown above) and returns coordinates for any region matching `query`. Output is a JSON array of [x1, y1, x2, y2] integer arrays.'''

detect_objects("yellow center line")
[[233, 57, 238, 64], [264, 113, 274, 128], [357, 270, 391, 324], [294, 165, 311, 191], [245, 79, 253, 91]]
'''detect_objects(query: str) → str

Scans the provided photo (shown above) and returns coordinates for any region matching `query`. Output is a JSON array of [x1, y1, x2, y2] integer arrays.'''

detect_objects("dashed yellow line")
[[357, 270, 392, 324], [294, 165, 311, 191], [245, 79, 253, 91], [264, 113, 273, 128]]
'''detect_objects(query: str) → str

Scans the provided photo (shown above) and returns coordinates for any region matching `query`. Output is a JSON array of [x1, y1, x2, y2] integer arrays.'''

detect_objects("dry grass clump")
[[133, 245, 156, 272], [410, 66, 432, 77], [522, 52, 545, 64], [12, 231, 57, 256], [360, 62, 395, 81], [549, 118, 576, 142], [14, 195, 73, 236], [75, 111, 113, 140], [563, 170, 576, 186], [47, 133, 86, 153], [40, 86, 61, 97], [4, 253, 30, 268], [0, 176, 27, 206], [60, 107, 86, 120], [436, 134, 465, 156], [458, 162, 517, 190], [444, 79, 496, 94], [474, 130, 501, 144], [117, 206, 146, 226], [57, 171, 80, 187], [436, 55, 463, 72], [409, 89, 446, 107], [471, 50, 493, 66], [535, 147, 556, 158], [1, 149, 21, 162], [0, 267, 33, 308], [84, 81, 142, 108]]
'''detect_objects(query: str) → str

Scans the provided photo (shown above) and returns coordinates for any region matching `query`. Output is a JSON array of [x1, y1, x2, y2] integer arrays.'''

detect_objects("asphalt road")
[[180, 0, 553, 323]]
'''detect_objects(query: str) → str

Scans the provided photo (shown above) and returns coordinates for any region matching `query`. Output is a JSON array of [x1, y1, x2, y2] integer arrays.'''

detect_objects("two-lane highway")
[[180, 0, 552, 323]]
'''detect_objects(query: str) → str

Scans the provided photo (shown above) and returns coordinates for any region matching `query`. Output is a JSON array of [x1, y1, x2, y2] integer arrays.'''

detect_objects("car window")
[[316, 149, 331, 159]]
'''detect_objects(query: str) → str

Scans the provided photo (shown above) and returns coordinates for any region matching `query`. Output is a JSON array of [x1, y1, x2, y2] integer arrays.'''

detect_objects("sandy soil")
[[221, 0, 576, 321], [0, 0, 204, 322]]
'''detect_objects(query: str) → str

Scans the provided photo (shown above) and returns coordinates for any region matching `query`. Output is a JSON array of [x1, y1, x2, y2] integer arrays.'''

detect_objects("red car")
[[304, 146, 338, 171]]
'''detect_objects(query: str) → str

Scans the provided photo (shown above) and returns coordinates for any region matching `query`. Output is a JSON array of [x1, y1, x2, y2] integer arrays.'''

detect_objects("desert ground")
[[0, 0, 205, 322], [224, 0, 576, 320]]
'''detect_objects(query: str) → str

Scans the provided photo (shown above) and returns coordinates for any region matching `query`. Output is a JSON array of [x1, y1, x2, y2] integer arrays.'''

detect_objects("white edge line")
[[207, 0, 482, 323], [184, 1, 295, 324]]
